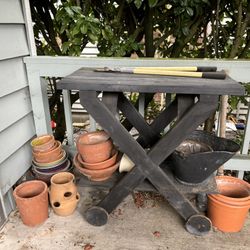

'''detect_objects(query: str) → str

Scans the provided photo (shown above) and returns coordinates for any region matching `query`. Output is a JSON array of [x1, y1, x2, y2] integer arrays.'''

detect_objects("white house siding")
[[0, 0, 35, 227]]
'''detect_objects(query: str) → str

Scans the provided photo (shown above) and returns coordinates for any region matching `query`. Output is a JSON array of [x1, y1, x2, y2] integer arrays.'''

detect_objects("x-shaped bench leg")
[[80, 91, 218, 235]]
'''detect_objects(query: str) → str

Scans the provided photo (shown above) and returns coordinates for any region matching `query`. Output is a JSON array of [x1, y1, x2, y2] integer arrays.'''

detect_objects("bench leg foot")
[[84, 206, 109, 226], [185, 214, 212, 236]]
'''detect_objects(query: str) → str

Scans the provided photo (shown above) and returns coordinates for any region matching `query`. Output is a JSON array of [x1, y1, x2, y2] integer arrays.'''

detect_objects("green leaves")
[[148, 0, 159, 8]]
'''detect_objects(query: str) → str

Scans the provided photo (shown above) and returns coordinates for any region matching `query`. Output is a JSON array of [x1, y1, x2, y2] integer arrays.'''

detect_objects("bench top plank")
[[57, 68, 245, 95]]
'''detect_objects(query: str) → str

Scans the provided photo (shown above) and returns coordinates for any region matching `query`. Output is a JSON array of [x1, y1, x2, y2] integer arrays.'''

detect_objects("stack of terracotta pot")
[[73, 130, 120, 181], [31, 134, 70, 184], [49, 172, 80, 216]]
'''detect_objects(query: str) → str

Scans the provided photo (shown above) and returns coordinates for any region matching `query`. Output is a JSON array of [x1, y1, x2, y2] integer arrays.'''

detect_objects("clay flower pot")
[[33, 150, 67, 167], [207, 176, 250, 232], [13, 180, 48, 227], [50, 172, 77, 203], [76, 131, 113, 163], [77, 149, 118, 170], [51, 193, 80, 216], [32, 159, 71, 184], [74, 154, 120, 181], [31, 134, 55, 153], [33, 141, 62, 163]]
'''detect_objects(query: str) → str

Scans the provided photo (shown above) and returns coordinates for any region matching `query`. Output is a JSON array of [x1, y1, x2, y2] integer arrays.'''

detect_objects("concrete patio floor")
[[0, 186, 249, 250]]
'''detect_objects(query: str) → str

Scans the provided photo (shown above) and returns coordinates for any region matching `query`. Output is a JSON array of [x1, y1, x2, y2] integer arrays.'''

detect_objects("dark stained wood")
[[57, 68, 244, 95], [59, 68, 239, 233]]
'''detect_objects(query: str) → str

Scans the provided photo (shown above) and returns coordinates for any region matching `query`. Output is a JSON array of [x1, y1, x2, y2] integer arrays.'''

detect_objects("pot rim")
[[76, 130, 110, 146], [13, 180, 48, 201], [78, 149, 118, 167], [33, 141, 61, 156], [50, 171, 75, 185], [208, 193, 250, 208], [31, 134, 54, 147]]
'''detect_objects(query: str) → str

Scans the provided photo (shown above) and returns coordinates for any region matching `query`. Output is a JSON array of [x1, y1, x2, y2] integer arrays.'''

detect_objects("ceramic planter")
[[51, 193, 80, 216], [33, 150, 67, 168], [33, 141, 62, 163], [77, 149, 118, 170], [74, 154, 119, 181], [76, 131, 113, 163], [50, 172, 77, 202], [32, 159, 71, 184], [13, 180, 48, 227], [207, 176, 250, 232], [31, 134, 55, 153]]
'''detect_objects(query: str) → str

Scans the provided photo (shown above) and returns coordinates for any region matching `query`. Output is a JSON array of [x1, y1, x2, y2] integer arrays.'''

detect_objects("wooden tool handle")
[[133, 69, 226, 79], [131, 66, 217, 72]]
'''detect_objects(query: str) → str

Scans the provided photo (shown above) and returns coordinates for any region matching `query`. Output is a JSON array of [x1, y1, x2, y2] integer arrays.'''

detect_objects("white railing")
[[24, 56, 250, 178]]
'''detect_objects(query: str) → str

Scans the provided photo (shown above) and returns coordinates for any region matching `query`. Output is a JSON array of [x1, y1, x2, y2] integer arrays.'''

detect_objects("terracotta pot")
[[207, 176, 250, 232], [33, 141, 62, 163], [49, 172, 77, 204], [74, 154, 119, 181], [31, 134, 55, 153], [33, 150, 67, 167], [13, 180, 48, 227], [77, 149, 118, 170], [32, 159, 71, 184], [76, 131, 113, 163], [51, 193, 80, 216]]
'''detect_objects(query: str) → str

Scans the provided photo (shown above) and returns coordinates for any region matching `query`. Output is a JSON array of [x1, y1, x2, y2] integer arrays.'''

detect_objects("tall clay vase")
[[13, 180, 48, 227], [207, 176, 250, 232], [49, 172, 79, 216]]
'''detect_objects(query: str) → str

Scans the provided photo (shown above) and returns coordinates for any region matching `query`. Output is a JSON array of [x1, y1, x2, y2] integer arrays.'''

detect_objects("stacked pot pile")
[[73, 130, 120, 181], [31, 134, 71, 184], [49, 172, 80, 216], [207, 176, 250, 232]]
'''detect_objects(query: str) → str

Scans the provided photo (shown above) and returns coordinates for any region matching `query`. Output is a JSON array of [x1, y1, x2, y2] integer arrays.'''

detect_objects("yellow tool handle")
[[131, 66, 217, 72], [133, 69, 226, 79]]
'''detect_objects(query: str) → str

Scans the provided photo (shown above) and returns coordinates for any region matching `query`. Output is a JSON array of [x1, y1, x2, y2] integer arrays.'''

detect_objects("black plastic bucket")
[[170, 130, 240, 184]]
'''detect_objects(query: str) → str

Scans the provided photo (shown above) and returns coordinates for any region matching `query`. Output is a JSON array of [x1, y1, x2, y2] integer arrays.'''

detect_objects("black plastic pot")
[[170, 130, 240, 184]]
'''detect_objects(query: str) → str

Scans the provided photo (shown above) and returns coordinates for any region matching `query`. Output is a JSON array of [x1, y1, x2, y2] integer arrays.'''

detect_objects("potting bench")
[[57, 68, 244, 235]]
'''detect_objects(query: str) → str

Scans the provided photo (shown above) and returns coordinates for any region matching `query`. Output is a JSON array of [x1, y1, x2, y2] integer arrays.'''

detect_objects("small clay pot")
[[76, 131, 113, 163], [51, 193, 80, 216], [74, 154, 119, 181], [31, 134, 55, 153], [77, 149, 118, 170], [49, 172, 77, 204], [13, 180, 48, 227], [33, 141, 62, 163], [33, 150, 67, 167], [32, 159, 71, 184]]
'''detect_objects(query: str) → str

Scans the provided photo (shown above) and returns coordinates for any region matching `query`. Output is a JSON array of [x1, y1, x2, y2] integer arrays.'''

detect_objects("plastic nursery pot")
[[31, 134, 55, 153], [49, 172, 77, 204], [33, 141, 62, 163], [13, 180, 48, 227], [77, 149, 118, 170], [51, 193, 80, 216], [76, 131, 113, 163], [207, 176, 250, 233]]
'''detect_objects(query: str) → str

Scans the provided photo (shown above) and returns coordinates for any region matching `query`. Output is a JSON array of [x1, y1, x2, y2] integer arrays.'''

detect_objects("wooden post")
[[217, 95, 228, 175]]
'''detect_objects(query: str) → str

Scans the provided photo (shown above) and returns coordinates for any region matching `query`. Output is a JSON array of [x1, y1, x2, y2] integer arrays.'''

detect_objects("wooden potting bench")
[[57, 68, 244, 235]]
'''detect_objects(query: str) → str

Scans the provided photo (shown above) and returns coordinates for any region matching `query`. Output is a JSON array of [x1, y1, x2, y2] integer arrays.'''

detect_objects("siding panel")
[[0, 58, 28, 98], [0, 142, 32, 196], [0, 24, 29, 60], [0, 114, 35, 164], [0, 87, 32, 132], [0, 0, 24, 23]]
